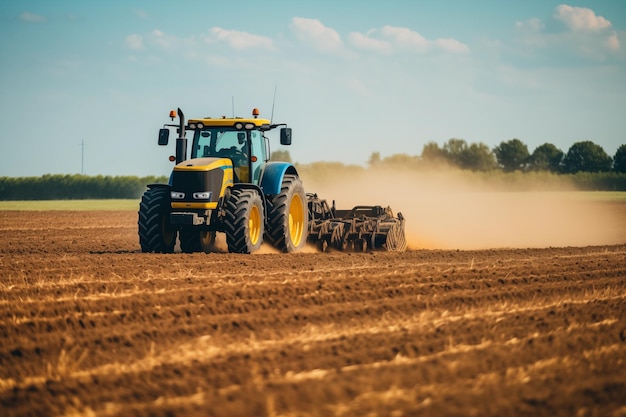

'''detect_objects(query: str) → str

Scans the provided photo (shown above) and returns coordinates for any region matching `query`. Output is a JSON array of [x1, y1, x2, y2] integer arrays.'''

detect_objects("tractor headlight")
[[171, 191, 185, 199], [193, 191, 212, 200], [189, 123, 196, 129], [196, 122, 204, 129], [244, 123, 254, 130], [235, 122, 243, 129]]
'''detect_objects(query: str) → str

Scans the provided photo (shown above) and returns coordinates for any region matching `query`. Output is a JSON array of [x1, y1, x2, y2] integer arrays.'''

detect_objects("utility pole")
[[80, 139, 85, 174]]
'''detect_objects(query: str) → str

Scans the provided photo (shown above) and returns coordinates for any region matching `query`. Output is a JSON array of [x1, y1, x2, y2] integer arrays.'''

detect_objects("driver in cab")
[[233, 132, 250, 182]]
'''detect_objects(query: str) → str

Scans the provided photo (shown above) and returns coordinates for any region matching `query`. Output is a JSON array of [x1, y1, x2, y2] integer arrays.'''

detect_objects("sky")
[[1, 0, 625, 177]]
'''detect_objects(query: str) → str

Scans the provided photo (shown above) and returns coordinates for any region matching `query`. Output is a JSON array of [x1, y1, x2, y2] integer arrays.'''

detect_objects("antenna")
[[270, 85, 277, 124], [232, 96, 235, 118]]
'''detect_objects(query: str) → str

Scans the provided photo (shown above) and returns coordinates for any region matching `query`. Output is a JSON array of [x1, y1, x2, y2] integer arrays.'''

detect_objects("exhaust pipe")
[[175, 107, 187, 164]]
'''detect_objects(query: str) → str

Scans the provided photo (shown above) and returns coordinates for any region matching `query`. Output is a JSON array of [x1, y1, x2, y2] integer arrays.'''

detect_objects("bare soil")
[[0, 209, 625, 417]]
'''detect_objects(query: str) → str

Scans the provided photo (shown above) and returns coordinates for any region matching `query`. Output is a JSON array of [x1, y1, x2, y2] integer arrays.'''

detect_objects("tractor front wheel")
[[223, 188, 264, 254], [138, 187, 177, 253], [266, 175, 308, 253]]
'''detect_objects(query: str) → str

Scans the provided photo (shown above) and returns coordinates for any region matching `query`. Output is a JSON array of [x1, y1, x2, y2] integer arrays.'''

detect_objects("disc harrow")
[[307, 193, 407, 252]]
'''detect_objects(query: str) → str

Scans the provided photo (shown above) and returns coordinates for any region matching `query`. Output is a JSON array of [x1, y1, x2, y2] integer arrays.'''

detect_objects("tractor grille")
[[171, 169, 224, 202]]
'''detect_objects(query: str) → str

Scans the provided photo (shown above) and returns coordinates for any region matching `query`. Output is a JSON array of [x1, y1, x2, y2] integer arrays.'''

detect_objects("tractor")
[[138, 108, 307, 254]]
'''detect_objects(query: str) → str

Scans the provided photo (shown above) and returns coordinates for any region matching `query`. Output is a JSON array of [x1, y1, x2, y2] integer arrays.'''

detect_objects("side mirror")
[[158, 129, 169, 145], [280, 127, 292, 146]]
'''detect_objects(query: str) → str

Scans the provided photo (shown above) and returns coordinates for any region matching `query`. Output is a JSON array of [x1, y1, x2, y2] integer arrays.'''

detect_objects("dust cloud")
[[302, 168, 625, 250]]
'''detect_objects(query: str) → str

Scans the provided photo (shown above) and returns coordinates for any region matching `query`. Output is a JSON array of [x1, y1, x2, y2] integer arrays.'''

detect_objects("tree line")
[[370, 139, 626, 174], [1, 138, 624, 201], [272, 140, 626, 191], [273, 140, 625, 174], [0, 174, 167, 200]]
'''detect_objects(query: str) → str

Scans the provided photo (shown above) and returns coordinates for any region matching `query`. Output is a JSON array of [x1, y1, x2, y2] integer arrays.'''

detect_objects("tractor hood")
[[173, 157, 233, 172]]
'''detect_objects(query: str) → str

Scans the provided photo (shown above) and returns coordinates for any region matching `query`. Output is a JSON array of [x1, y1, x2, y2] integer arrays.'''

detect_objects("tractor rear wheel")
[[138, 187, 177, 253], [180, 229, 216, 253], [223, 188, 264, 254], [266, 175, 307, 253]]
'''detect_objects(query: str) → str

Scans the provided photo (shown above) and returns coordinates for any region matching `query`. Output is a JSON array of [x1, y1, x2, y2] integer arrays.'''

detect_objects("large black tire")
[[180, 229, 216, 254], [223, 188, 264, 254], [138, 187, 177, 253], [265, 175, 308, 253]]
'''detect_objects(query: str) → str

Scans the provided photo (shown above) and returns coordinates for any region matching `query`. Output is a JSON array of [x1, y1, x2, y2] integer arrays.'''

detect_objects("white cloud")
[[433, 38, 470, 54], [122, 27, 274, 69], [554, 4, 611, 32], [131, 28, 271, 54], [125, 34, 144, 50], [513, 5, 622, 61], [349, 26, 469, 54], [290, 17, 343, 53], [381, 26, 429, 52], [150, 29, 178, 50], [19, 12, 45, 22], [515, 17, 544, 32], [606, 32, 620, 51], [348, 31, 392, 53], [208, 27, 274, 50]]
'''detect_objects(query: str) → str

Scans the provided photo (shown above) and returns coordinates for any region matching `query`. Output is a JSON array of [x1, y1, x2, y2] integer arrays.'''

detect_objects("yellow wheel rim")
[[288, 193, 304, 247], [249, 204, 261, 246]]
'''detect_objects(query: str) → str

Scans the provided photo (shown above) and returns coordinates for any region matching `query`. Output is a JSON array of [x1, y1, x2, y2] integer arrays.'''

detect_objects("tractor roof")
[[187, 116, 271, 130]]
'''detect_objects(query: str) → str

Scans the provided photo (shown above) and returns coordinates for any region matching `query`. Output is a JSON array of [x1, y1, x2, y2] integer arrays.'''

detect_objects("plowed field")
[[1, 209, 625, 417]]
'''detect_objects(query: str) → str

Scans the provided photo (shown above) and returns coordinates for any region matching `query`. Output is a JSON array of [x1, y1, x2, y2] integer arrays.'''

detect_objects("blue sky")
[[1, 1, 624, 177]]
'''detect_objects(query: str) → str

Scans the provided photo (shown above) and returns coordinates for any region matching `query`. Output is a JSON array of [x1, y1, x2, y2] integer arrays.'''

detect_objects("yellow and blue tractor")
[[138, 107, 307, 254]]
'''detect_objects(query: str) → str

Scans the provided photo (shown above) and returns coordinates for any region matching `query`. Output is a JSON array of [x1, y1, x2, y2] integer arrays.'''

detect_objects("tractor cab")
[[190, 128, 267, 184], [158, 108, 292, 186]]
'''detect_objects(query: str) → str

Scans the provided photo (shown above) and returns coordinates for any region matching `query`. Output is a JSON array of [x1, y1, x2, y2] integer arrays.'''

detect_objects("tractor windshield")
[[193, 130, 241, 158], [191, 128, 267, 184]]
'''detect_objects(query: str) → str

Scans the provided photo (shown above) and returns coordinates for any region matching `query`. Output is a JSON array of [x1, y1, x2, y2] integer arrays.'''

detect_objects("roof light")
[[235, 122, 243, 129], [252, 108, 260, 118], [244, 123, 255, 130], [169, 110, 176, 121], [197, 122, 204, 129]]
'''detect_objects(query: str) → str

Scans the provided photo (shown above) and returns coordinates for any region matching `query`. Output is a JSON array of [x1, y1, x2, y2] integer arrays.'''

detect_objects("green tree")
[[493, 139, 529, 172], [614, 144, 626, 173], [270, 150, 292, 162], [528, 143, 564, 172], [462, 143, 498, 171], [562, 141, 612, 173], [421, 142, 447, 164], [442, 138, 468, 167], [440, 139, 497, 171]]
